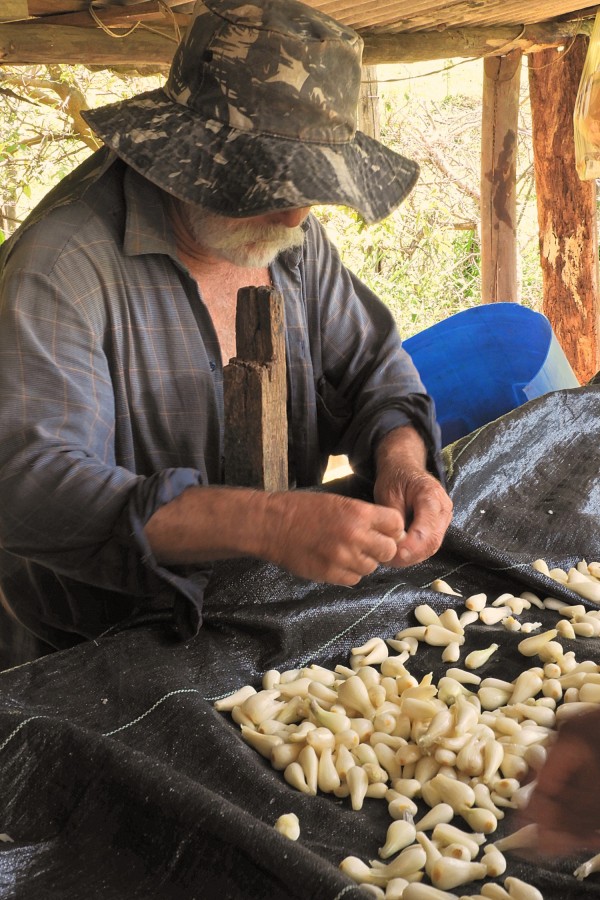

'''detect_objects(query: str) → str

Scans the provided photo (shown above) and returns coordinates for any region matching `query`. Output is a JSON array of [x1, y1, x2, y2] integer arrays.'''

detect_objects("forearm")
[[375, 424, 429, 478], [144, 485, 272, 565]]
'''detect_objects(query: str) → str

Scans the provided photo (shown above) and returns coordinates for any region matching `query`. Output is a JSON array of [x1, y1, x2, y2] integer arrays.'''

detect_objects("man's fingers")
[[534, 818, 600, 857], [369, 504, 406, 542], [315, 556, 380, 586], [393, 508, 449, 565], [524, 731, 600, 860], [374, 471, 453, 568], [364, 531, 403, 564]]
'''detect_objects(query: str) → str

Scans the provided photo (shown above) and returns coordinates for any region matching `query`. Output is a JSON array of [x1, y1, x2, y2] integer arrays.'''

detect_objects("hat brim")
[[82, 89, 419, 224]]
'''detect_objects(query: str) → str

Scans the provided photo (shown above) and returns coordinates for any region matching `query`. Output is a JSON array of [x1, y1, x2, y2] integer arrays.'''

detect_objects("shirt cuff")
[[114, 468, 211, 639], [350, 394, 445, 486]]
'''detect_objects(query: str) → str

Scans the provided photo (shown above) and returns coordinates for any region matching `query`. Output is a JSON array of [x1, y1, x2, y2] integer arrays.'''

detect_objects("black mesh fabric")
[[1, 384, 600, 898]]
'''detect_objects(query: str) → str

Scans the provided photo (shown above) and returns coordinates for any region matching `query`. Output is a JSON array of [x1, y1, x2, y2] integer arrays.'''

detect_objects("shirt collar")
[[277, 217, 309, 269], [122, 167, 179, 260]]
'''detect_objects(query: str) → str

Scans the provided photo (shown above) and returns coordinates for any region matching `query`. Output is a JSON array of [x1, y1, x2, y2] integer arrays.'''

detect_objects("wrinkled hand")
[[371, 424, 452, 567], [521, 708, 600, 856], [262, 491, 406, 586], [373, 466, 452, 567]]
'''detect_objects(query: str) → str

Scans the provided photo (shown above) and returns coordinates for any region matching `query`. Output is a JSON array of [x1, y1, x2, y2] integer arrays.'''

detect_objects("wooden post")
[[480, 49, 522, 303], [223, 286, 288, 492], [529, 37, 599, 383], [358, 65, 381, 141]]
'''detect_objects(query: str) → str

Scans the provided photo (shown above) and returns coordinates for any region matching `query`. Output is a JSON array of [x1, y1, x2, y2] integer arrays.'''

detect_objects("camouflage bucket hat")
[[83, 0, 419, 224]]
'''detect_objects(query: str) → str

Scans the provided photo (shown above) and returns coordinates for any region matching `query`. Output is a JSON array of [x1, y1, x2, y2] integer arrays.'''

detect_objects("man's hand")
[[261, 491, 405, 586], [521, 708, 600, 856], [373, 425, 452, 567]]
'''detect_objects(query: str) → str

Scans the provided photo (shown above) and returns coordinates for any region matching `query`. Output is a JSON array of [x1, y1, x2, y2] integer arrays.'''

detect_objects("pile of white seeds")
[[214, 558, 600, 899]]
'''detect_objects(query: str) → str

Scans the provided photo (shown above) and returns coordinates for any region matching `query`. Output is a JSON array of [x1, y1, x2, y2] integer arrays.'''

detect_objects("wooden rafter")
[[24, 4, 189, 28], [4, 1, 600, 34], [0, 19, 595, 67], [0, 0, 598, 66]]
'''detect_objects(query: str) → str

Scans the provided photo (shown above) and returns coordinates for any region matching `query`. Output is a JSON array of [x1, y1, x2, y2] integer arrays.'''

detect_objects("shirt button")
[[209, 361, 216, 372]]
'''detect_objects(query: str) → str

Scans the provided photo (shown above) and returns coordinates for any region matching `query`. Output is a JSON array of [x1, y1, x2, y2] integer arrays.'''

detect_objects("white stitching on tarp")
[[0, 692, 206, 746], [0, 716, 46, 753], [102, 688, 200, 736], [296, 579, 409, 668]]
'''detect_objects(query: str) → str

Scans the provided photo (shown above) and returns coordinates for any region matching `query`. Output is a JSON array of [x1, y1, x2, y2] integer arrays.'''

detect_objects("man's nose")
[[268, 207, 311, 228]]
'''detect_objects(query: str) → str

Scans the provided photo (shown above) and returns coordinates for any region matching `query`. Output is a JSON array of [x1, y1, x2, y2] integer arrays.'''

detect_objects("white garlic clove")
[[430, 857, 487, 891], [517, 629, 558, 658], [378, 819, 417, 859], [213, 684, 257, 711], [403, 885, 461, 900], [431, 579, 462, 596], [274, 812, 300, 841], [465, 644, 499, 670], [465, 593, 487, 611], [481, 844, 507, 877], [491, 822, 538, 852], [414, 803, 455, 831], [503, 875, 544, 900]]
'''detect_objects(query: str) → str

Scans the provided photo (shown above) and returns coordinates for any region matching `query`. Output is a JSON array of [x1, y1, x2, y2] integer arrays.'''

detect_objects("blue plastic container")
[[402, 303, 580, 445]]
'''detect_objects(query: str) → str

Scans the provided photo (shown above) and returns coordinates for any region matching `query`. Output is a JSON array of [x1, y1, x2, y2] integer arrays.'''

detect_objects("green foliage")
[[314, 61, 544, 338], [0, 65, 162, 231]]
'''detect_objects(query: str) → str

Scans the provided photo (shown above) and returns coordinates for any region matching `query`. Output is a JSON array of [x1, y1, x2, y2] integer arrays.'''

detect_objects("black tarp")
[[1, 384, 600, 899]]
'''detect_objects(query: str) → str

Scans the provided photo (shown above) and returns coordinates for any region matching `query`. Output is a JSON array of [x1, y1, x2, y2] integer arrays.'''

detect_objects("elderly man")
[[0, 0, 452, 666]]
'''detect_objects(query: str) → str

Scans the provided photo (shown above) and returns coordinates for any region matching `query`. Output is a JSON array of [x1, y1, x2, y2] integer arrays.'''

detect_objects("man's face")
[[183, 203, 311, 267]]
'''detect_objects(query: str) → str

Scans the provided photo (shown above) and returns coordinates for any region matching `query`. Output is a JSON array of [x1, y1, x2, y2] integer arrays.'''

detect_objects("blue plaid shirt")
[[0, 149, 440, 648]]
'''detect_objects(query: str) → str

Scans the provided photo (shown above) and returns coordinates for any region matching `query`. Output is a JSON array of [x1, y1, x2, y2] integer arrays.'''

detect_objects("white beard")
[[182, 203, 306, 267]]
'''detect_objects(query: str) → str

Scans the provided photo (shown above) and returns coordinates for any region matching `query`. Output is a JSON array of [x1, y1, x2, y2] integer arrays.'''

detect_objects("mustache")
[[212, 225, 304, 255], [186, 209, 301, 245], [182, 203, 305, 265]]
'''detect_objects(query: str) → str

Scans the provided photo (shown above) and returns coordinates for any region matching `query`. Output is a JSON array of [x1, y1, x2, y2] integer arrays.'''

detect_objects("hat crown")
[[165, 0, 363, 142]]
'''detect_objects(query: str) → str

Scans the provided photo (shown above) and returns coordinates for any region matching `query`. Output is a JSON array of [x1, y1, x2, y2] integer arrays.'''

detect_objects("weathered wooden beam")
[[223, 286, 288, 493], [0, 23, 177, 65], [529, 37, 599, 383], [480, 49, 522, 304], [362, 21, 592, 64], [31, 3, 188, 28], [0, 20, 594, 66], [1, 0, 28, 22], [25, 0, 191, 9]]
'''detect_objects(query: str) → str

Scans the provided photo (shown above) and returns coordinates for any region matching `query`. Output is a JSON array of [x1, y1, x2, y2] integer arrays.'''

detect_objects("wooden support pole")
[[480, 49, 522, 303], [528, 38, 599, 383], [223, 286, 288, 492], [358, 65, 380, 141]]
